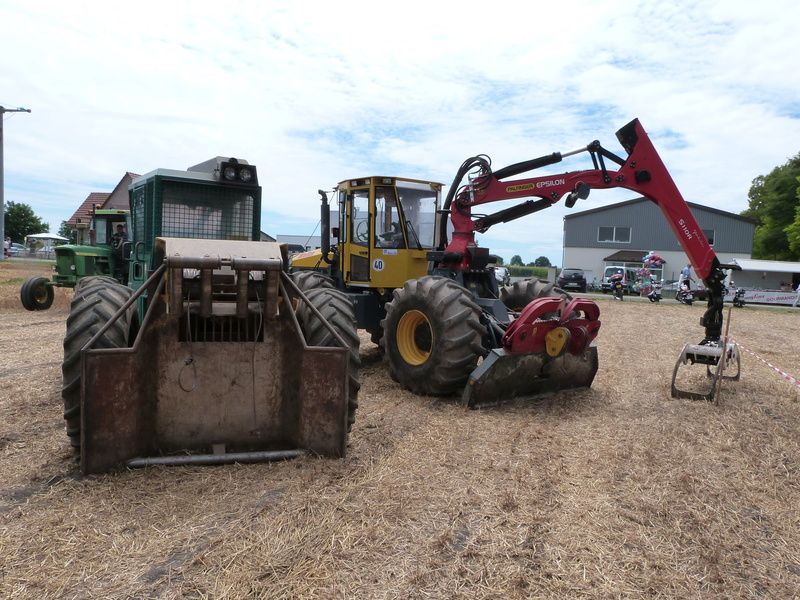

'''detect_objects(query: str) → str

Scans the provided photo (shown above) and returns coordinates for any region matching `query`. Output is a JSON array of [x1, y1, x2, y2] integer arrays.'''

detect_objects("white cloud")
[[2, 0, 799, 265]]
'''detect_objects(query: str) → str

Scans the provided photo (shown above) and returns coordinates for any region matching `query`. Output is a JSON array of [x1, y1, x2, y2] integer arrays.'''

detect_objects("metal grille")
[[161, 182, 254, 241], [181, 313, 264, 342], [131, 176, 260, 258]]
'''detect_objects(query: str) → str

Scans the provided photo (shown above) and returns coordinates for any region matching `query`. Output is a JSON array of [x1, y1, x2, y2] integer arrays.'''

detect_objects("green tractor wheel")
[[296, 286, 361, 430], [290, 270, 335, 294], [61, 276, 135, 449], [20, 276, 55, 311]]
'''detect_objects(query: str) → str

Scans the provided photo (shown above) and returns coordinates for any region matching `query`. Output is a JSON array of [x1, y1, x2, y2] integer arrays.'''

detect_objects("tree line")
[[741, 152, 800, 261]]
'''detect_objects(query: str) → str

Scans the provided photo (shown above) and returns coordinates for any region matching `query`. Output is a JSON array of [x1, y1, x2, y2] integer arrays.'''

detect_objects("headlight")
[[70, 264, 76, 271], [219, 159, 258, 185], [52, 265, 57, 272]]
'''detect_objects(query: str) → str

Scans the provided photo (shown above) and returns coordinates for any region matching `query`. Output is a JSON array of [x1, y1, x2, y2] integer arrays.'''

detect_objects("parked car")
[[601, 266, 638, 294], [8, 243, 25, 255], [557, 268, 587, 292], [494, 266, 510, 286]]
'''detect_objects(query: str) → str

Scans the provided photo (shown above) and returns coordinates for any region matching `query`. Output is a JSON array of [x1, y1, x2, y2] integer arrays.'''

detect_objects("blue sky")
[[2, 0, 799, 266]]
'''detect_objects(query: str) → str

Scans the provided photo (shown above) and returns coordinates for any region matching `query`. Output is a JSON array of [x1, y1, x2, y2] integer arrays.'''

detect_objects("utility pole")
[[1, 105, 32, 259]]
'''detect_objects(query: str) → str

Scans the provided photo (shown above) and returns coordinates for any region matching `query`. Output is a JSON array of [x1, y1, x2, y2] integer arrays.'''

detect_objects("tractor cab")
[[295, 177, 443, 292]]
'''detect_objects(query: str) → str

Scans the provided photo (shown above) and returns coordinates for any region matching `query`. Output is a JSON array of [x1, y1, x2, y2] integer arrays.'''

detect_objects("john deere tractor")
[[19, 208, 131, 310]]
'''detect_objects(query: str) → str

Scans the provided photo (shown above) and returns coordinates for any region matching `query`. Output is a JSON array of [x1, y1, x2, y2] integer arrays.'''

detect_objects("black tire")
[[62, 276, 135, 449], [20, 276, 55, 311], [296, 287, 360, 429], [499, 279, 571, 311], [291, 270, 334, 294], [381, 276, 484, 396]]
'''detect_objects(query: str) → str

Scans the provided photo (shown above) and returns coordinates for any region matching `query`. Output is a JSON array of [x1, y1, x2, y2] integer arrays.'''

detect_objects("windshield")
[[394, 181, 438, 249]]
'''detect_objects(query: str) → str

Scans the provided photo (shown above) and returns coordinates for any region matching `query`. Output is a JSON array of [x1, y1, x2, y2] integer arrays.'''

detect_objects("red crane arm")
[[444, 119, 718, 280]]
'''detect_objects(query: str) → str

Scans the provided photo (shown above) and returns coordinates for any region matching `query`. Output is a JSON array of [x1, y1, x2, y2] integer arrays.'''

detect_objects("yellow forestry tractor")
[[62, 158, 359, 474], [292, 119, 741, 406]]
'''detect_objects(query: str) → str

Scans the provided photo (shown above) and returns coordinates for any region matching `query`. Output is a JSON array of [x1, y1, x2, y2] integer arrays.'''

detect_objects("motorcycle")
[[732, 287, 746, 307], [610, 274, 625, 301], [647, 280, 663, 303], [676, 282, 694, 305]]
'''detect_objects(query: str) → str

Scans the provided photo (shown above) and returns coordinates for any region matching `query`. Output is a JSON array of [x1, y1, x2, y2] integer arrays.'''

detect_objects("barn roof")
[[602, 250, 667, 263]]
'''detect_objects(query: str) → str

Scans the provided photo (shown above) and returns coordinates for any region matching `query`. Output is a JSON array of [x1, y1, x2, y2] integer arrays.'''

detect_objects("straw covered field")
[[1, 259, 800, 599]]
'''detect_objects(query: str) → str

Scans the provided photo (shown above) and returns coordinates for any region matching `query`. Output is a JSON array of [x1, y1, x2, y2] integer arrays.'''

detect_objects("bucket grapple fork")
[[72, 238, 354, 474], [463, 297, 601, 408]]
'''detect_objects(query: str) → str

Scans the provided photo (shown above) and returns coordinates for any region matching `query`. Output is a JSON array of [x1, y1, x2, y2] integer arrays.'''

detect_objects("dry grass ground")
[[1, 259, 800, 599]]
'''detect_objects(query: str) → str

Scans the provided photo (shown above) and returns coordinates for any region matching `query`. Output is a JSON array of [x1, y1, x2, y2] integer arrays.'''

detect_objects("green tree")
[[509, 255, 523, 266], [3, 201, 49, 242], [784, 177, 800, 256], [58, 220, 77, 244], [741, 153, 800, 260], [534, 256, 551, 267]]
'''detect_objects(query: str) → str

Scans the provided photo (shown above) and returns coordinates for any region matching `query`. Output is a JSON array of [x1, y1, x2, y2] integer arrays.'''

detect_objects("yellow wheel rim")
[[396, 310, 432, 366]]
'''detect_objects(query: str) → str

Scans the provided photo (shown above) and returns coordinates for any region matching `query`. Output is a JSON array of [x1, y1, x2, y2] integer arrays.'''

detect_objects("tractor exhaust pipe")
[[319, 189, 332, 264]]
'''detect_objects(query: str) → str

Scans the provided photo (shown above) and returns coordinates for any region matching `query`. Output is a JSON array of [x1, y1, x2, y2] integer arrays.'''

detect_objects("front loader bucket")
[[462, 345, 599, 409], [671, 342, 741, 402], [78, 239, 350, 474]]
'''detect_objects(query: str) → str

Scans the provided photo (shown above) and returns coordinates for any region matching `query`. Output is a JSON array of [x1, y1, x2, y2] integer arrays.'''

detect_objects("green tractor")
[[19, 208, 131, 310], [61, 157, 358, 474]]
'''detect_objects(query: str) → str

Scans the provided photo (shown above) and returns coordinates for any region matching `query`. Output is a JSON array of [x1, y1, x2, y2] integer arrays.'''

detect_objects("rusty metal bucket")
[[78, 240, 350, 474]]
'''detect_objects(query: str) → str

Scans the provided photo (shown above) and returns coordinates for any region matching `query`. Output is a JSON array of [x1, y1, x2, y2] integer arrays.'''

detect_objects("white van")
[[601, 266, 639, 294]]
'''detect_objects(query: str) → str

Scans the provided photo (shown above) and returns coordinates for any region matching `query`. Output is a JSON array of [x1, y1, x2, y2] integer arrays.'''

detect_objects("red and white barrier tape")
[[730, 339, 800, 388]]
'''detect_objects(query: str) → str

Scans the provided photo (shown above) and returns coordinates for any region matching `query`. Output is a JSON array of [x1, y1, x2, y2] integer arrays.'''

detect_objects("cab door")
[[345, 188, 372, 286]]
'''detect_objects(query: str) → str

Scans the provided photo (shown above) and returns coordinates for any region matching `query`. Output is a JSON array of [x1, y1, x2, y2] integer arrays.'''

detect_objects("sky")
[[2, 0, 799, 266]]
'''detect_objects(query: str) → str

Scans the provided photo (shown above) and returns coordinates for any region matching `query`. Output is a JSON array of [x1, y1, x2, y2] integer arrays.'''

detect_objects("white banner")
[[726, 289, 798, 305]]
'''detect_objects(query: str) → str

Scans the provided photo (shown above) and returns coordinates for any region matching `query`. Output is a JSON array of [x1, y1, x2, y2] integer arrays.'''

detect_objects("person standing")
[[4, 237, 11, 259], [681, 263, 695, 289], [793, 282, 800, 308]]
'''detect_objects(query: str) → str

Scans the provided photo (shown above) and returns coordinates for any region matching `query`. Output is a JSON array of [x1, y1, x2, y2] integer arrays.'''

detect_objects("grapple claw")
[[671, 342, 741, 401]]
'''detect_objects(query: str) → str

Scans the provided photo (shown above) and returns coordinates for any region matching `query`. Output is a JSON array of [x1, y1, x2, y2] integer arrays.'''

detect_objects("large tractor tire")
[[62, 276, 135, 449], [291, 270, 334, 294], [499, 279, 571, 311], [296, 287, 361, 429], [20, 276, 55, 311], [381, 276, 485, 396]]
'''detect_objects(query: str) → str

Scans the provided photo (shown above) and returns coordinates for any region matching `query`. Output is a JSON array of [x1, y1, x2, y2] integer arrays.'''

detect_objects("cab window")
[[375, 187, 405, 249], [350, 190, 370, 247], [395, 182, 438, 249]]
